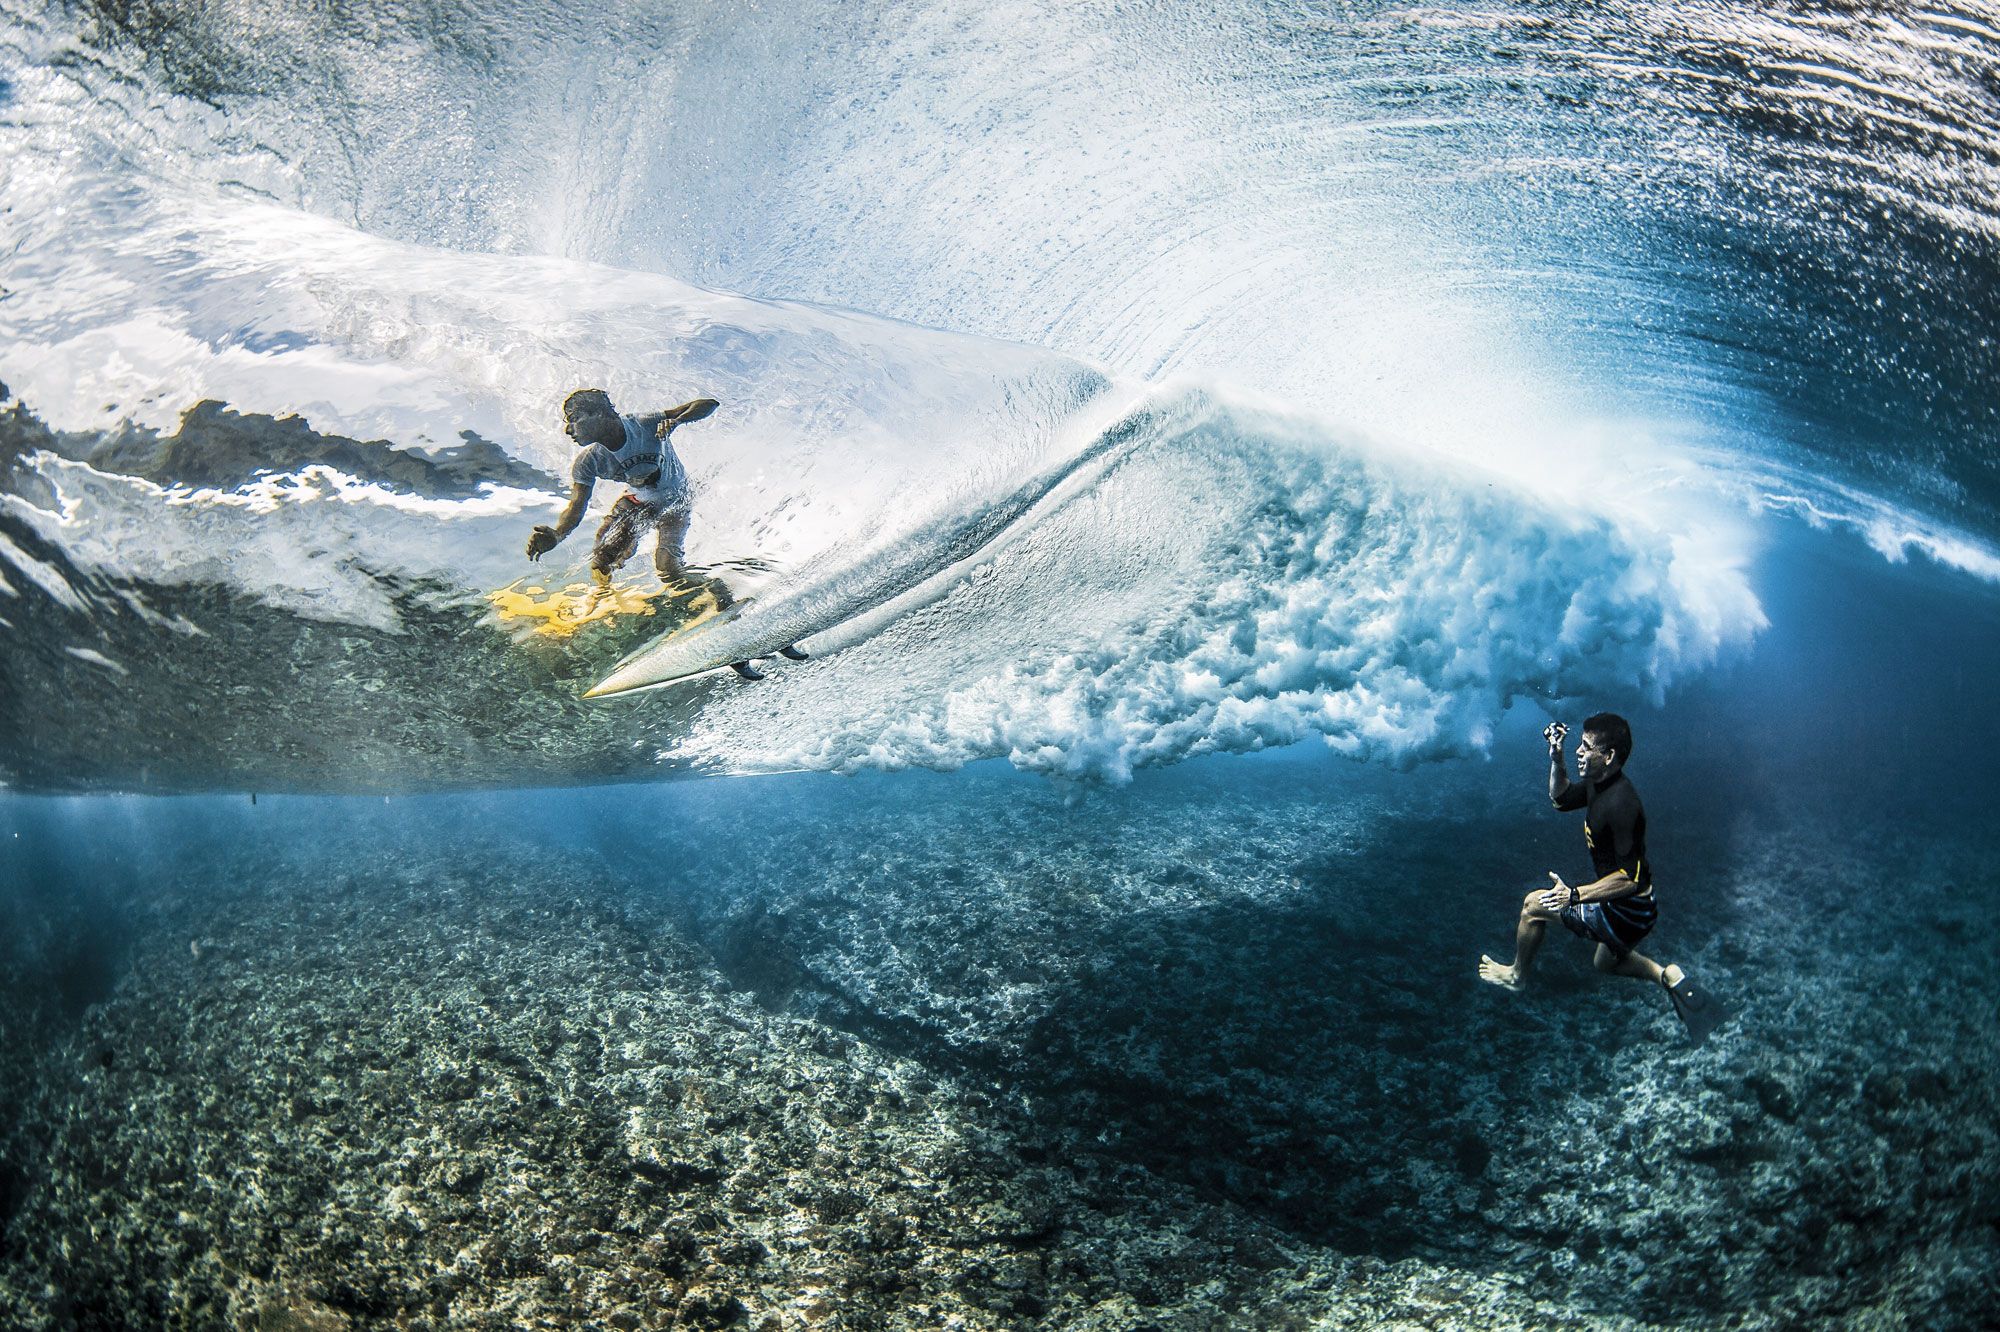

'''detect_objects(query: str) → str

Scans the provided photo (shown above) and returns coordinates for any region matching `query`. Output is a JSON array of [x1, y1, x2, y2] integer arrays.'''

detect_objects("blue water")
[[3, 2, 1999, 1327]]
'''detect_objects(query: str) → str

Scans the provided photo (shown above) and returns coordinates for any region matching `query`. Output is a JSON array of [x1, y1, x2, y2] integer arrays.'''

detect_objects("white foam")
[[64, 646, 129, 675], [0, 531, 89, 614], [664, 394, 1771, 780]]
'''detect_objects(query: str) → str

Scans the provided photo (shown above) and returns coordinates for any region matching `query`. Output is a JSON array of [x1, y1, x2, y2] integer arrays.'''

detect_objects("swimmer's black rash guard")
[[1552, 768, 1652, 891], [1548, 764, 1658, 958]]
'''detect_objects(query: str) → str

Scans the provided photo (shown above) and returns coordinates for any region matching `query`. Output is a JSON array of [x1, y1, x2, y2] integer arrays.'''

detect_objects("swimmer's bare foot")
[[1478, 954, 1524, 990]]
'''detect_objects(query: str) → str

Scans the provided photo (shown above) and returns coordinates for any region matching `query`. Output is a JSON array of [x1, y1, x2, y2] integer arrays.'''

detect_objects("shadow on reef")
[[655, 769, 1997, 1326], [702, 818, 1656, 1261], [0, 833, 139, 1026], [0, 834, 148, 1287], [0, 782, 1992, 1329]]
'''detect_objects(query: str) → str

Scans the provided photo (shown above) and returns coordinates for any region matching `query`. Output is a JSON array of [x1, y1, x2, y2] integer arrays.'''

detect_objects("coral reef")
[[0, 765, 1993, 1329]]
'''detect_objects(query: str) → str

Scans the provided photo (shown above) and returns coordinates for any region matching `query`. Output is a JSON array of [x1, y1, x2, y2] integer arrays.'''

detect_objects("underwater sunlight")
[[3, 1, 1997, 1328]]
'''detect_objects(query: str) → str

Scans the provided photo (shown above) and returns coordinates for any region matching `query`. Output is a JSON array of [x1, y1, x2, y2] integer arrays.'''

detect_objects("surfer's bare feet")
[[1478, 954, 1524, 990], [581, 572, 612, 616]]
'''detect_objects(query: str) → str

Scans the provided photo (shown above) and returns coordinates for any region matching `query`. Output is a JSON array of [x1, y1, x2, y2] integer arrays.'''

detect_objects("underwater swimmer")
[[524, 388, 805, 680], [1477, 714, 1725, 1042]]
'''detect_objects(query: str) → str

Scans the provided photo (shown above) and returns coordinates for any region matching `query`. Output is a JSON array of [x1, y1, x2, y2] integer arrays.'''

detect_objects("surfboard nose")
[[582, 665, 650, 699]]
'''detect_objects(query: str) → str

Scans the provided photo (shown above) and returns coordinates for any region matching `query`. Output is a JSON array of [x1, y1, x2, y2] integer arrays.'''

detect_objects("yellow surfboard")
[[488, 578, 730, 640]]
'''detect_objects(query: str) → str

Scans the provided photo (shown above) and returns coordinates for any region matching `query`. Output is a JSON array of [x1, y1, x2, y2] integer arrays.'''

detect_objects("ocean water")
[[2, 2, 1998, 1328]]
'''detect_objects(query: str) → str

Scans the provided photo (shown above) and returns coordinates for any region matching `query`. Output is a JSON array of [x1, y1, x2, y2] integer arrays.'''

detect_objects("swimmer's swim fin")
[[1662, 966, 1728, 1044]]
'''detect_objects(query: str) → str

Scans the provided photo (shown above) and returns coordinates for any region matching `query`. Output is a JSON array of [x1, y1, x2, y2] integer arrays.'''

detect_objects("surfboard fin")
[[1662, 966, 1728, 1045]]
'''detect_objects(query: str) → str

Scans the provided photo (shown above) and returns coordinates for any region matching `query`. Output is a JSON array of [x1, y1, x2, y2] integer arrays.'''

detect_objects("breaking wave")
[[2, 0, 1996, 791], [632, 388, 1766, 780]]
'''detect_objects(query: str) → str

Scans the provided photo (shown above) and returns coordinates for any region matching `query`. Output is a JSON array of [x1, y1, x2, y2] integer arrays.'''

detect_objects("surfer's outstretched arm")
[[527, 481, 593, 560], [652, 397, 720, 435]]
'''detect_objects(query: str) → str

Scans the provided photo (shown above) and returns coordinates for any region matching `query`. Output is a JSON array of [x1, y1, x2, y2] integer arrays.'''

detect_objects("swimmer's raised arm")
[[1546, 721, 1579, 807]]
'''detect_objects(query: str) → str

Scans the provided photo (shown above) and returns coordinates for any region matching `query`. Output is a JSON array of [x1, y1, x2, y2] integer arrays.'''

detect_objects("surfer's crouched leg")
[[651, 509, 691, 582], [592, 496, 648, 577], [574, 567, 613, 617], [653, 511, 739, 612]]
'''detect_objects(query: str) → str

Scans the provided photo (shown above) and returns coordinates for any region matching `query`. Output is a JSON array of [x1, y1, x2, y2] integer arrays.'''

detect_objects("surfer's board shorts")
[[592, 495, 690, 574], [1559, 894, 1658, 960]]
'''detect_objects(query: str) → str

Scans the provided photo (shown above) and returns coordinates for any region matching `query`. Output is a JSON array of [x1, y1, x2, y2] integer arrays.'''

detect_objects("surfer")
[[1477, 714, 1724, 1042], [524, 387, 804, 680]]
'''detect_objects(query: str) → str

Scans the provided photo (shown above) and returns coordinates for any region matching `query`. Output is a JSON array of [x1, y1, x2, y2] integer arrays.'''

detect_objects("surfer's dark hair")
[[562, 387, 613, 419], [1583, 712, 1633, 766]]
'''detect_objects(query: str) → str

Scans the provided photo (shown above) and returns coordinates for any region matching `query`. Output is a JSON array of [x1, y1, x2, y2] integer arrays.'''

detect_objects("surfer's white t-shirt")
[[571, 415, 691, 512]]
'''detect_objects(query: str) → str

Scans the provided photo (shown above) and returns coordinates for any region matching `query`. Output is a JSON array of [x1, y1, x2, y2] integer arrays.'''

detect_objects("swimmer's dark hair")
[[1583, 712, 1633, 767], [562, 387, 613, 418]]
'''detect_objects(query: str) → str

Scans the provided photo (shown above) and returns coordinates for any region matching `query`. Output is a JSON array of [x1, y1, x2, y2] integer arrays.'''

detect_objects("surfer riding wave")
[[525, 387, 805, 680]]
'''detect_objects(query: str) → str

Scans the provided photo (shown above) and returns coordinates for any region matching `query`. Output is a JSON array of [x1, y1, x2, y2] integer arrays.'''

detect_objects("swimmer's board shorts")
[[1560, 894, 1658, 959]]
